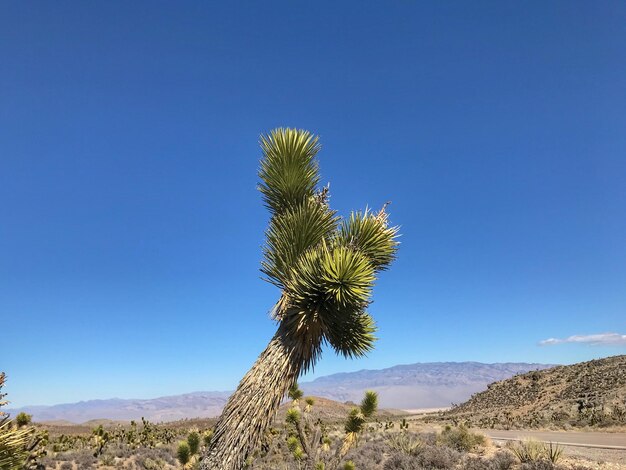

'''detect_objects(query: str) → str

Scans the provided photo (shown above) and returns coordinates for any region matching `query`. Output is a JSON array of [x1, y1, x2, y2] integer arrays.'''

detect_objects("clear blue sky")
[[2, 1, 625, 408]]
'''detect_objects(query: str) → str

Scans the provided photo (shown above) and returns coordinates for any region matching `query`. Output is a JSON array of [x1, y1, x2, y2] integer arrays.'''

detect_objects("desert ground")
[[30, 407, 626, 470]]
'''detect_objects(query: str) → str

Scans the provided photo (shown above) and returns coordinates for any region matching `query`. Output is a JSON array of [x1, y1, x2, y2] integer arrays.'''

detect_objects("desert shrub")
[[459, 452, 517, 470], [346, 439, 386, 468], [510, 439, 545, 463], [544, 442, 563, 463], [415, 444, 460, 469], [520, 460, 555, 470], [510, 439, 563, 464], [112, 444, 133, 458], [490, 450, 517, 470], [438, 425, 486, 452], [417, 432, 437, 446], [383, 452, 423, 470], [99, 453, 115, 466], [59, 463, 73, 470], [141, 457, 166, 469], [344, 461, 356, 470], [73, 450, 98, 468], [139, 446, 177, 465], [386, 432, 423, 456], [462, 455, 490, 470]]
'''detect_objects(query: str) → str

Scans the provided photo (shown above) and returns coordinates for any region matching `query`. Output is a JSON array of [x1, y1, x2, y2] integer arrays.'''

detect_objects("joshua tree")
[[285, 383, 378, 470], [0, 373, 46, 470], [15, 413, 32, 429], [201, 128, 399, 469]]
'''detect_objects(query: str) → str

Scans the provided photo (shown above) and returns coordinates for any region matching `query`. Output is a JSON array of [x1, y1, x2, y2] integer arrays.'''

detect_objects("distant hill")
[[38, 396, 400, 437], [443, 355, 626, 428], [8, 361, 552, 423], [300, 361, 554, 409], [13, 391, 231, 424], [277, 396, 402, 423]]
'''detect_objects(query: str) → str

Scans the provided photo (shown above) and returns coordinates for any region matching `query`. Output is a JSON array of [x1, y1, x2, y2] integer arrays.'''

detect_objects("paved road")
[[479, 429, 626, 450]]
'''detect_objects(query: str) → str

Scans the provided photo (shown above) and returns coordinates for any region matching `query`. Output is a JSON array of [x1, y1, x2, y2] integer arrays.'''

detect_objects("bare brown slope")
[[443, 355, 626, 429]]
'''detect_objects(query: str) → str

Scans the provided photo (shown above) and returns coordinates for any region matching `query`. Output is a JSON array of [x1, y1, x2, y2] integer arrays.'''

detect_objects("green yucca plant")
[[201, 129, 398, 470], [0, 373, 32, 470], [545, 441, 564, 463], [187, 431, 200, 456], [510, 438, 547, 463], [14, 414, 31, 429], [202, 430, 213, 448], [177, 441, 191, 466], [283, 383, 378, 470], [338, 391, 378, 464]]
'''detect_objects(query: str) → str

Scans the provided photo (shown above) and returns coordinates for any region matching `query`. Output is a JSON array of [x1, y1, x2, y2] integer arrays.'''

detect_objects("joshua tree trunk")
[[201, 324, 309, 470]]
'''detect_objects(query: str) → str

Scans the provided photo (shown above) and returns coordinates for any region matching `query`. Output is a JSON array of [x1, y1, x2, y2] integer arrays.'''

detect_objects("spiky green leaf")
[[324, 311, 377, 359], [286, 436, 300, 452], [285, 408, 301, 425], [360, 391, 378, 418], [288, 383, 303, 401], [262, 199, 338, 287], [337, 209, 399, 272], [258, 128, 321, 215], [344, 408, 365, 434]]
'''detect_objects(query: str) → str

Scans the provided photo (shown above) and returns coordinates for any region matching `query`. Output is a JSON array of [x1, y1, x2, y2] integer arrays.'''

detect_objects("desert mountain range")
[[9, 361, 553, 423]]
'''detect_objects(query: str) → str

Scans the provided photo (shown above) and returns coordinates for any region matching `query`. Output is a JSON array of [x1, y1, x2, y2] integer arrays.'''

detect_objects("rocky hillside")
[[443, 355, 626, 429]]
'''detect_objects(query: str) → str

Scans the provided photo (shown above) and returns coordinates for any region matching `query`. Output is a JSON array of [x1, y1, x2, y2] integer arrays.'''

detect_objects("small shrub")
[[383, 452, 422, 470], [346, 438, 386, 467], [386, 432, 423, 456], [71, 450, 98, 468], [99, 453, 115, 466], [510, 439, 545, 463], [520, 460, 556, 470], [418, 432, 437, 446], [490, 450, 517, 470], [463, 455, 492, 470], [510, 439, 561, 464], [142, 457, 166, 470], [416, 444, 460, 469], [439, 425, 486, 452], [544, 442, 563, 463]]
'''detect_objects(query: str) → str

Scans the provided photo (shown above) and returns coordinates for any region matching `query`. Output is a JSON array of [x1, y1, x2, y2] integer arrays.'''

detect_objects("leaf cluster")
[[258, 128, 399, 361], [0, 373, 41, 470], [345, 391, 377, 434]]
